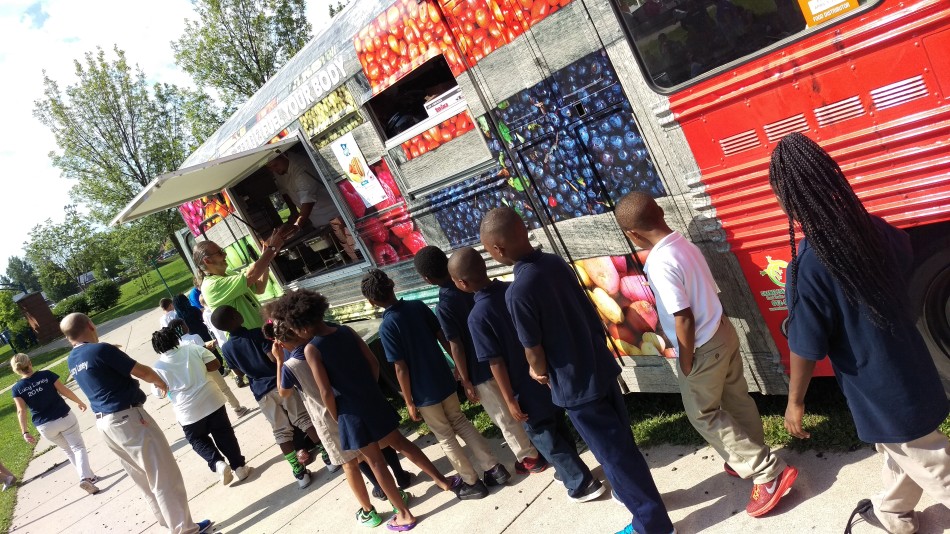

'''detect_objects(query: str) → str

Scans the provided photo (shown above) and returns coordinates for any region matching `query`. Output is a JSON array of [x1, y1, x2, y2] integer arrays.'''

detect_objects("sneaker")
[[233, 465, 252, 482], [455, 479, 489, 500], [389, 489, 410, 509], [2, 475, 15, 492], [569, 479, 607, 503], [724, 463, 740, 478], [197, 519, 215, 533], [515, 456, 549, 474], [215, 461, 233, 486], [356, 506, 383, 528], [615, 525, 636, 534], [483, 463, 511, 487], [79, 478, 100, 495], [395, 471, 413, 490], [235, 376, 247, 388], [611, 489, 624, 506], [746, 465, 798, 517], [372, 486, 386, 500], [88, 475, 100, 484], [233, 406, 250, 417], [844, 499, 885, 533], [296, 469, 312, 489]]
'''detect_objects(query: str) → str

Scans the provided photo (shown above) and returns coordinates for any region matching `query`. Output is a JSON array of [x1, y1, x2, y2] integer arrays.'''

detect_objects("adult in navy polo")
[[61, 313, 211, 534], [480, 207, 674, 534]]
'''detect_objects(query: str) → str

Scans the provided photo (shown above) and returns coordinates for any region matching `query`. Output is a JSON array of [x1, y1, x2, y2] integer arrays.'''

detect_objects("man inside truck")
[[266, 151, 359, 262]]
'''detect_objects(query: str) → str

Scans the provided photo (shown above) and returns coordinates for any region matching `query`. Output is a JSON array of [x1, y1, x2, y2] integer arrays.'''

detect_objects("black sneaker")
[[484, 463, 511, 487], [568, 479, 607, 503], [845, 499, 886, 533], [395, 471, 413, 490], [455, 479, 489, 500]]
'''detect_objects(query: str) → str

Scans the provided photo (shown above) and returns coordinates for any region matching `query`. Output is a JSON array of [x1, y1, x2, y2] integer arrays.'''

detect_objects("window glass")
[[365, 55, 460, 140], [616, 0, 868, 89]]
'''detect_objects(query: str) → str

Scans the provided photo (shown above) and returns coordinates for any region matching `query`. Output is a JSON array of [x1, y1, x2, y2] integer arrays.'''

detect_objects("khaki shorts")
[[257, 388, 313, 444]]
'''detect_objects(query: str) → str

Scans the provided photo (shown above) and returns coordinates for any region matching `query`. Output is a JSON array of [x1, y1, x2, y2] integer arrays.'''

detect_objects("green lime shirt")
[[201, 272, 264, 330]]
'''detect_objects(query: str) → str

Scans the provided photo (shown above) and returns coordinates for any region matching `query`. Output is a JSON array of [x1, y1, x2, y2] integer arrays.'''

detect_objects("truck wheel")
[[909, 244, 950, 398]]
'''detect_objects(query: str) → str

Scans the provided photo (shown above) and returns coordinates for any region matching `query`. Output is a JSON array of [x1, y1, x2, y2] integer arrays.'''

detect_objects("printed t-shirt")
[[202, 273, 264, 330], [437, 281, 493, 386], [220, 327, 276, 401], [68, 343, 147, 414], [643, 231, 723, 352], [786, 216, 949, 443], [507, 249, 621, 408], [154, 344, 225, 425], [379, 299, 456, 408], [12, 370, 70, 425]]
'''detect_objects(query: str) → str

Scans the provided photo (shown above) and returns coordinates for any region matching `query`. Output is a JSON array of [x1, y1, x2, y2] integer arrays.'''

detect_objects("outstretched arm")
[[131, 363, 168, 397]]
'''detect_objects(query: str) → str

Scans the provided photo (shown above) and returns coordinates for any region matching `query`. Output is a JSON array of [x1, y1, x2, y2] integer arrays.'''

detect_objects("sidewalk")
[[9, 308, 950, 533]]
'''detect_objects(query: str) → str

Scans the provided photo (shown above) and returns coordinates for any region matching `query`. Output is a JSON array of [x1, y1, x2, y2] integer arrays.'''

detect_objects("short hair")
[[360, 269, 395, 302], [60, 313, 92, 341], [614, 191, 664, 232], [265, 289, 330, 333], [413, 246, 449, 280], [192, 241, 221, 285], [479, 207, 526, 242], [447, 247, 487, 282], [210, 305, 241, 332], [151, 327, 180, 354], [11, 353, 31, 376], [159, 298, 173, 310]]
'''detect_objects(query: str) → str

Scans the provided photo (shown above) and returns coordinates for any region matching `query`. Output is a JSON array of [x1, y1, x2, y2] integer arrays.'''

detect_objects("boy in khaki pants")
[[614, 192, 798, 518]]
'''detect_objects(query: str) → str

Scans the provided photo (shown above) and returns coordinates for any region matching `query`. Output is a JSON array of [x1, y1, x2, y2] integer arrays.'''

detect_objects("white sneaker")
[[296, 469, 312, 489], [2, 475, 15, 492], [79, 478, 100, 495], [233, 406, 250, 417], [215, 461, 233, 486], [233, 465, 252, 482]]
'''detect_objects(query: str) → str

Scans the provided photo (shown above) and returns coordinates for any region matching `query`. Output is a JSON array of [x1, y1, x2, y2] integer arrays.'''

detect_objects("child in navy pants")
[[480, 207, 674, 534]]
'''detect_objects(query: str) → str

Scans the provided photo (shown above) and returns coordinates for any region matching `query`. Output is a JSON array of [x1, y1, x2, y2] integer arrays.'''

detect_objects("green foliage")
[[172, 0, 312, 108], [0, 293, 19, 331], [36, 266, 79, 303], [85, 280, 121, 312], [91, 258, 194, 325], [328, 0, 349, 17], [24, 206, 96, 293], [52, 294, 91, 318], [5, 257, 41, 293]]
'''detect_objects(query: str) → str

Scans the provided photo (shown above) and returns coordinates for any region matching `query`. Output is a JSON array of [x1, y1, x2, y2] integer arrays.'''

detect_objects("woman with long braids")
[[770, 132, 950, 534]]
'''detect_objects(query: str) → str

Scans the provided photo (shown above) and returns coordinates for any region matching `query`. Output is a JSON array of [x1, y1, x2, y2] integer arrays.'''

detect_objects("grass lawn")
[[92, 258, 194, 325], [0, 347, 71, 392]]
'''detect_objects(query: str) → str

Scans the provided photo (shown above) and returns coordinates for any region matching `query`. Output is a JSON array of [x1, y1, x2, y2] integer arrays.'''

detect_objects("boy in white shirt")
[[614, 192, 797, 518], [151, 327, 251, 486], [169, 319, 249, 418], [159, 298, 178, 328]]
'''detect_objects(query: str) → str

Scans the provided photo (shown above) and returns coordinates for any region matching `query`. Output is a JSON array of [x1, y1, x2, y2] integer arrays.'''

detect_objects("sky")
[[0, 0, 335, 276]]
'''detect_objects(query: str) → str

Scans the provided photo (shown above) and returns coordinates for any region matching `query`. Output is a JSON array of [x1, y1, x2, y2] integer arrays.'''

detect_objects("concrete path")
[[9, 308, 950, 533]]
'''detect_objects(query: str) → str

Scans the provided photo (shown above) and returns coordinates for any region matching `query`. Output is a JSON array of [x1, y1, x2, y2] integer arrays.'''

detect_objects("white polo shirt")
[[153, 344, 225, 426], [273, 152, 338, 227], [643, 232, 723, 353]]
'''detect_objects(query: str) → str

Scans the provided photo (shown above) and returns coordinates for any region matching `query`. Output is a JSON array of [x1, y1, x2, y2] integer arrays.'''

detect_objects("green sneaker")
[[389, 489, 410, 512], [356, 507, 383, 528]]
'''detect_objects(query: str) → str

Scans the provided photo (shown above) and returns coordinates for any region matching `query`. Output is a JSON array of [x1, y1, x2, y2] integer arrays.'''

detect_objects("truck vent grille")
[[814, 96, 865, 127], [719, 129, 760, 156], [764, 114, 809, 143], [870, 75, 928, 111]]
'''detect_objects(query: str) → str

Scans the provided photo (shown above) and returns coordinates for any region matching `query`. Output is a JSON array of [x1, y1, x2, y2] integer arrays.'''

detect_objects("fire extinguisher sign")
[[798, 0, 859, 26]]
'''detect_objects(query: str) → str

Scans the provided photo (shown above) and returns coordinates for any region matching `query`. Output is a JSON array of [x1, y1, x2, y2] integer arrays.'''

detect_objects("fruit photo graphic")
[[574, 251, 674, 359]]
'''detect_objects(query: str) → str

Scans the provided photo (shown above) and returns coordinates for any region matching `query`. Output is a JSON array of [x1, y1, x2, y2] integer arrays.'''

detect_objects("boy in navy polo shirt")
[[770, 133, 950, 534], [414, 245, 541, 478], [448, 246, 603, 502], [615, 192, 797, 518], [211, 305, 320, 489], [480, 207, 674, 534], [60, 313, 212, 534], [360, 268, 498, 500]]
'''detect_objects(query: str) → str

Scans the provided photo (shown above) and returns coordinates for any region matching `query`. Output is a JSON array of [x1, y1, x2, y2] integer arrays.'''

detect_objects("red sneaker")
[[515, 456, 550, 474], [746, 465, 798, 517], [724, 463, 740, 478]]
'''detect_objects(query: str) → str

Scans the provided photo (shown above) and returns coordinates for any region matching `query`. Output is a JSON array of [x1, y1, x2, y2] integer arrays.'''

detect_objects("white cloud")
[[0, 0, 338, 275]]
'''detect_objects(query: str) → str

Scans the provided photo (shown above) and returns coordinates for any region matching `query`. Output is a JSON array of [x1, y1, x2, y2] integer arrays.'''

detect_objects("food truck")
[[114, 0, 950, 395]]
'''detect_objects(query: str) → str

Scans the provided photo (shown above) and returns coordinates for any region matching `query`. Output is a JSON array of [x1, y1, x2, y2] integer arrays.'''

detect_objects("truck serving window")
[[617, 0, 871, 90], [365, 55, 460, 141]]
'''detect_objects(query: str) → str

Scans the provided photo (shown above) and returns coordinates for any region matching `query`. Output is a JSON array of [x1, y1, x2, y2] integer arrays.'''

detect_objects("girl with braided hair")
[[770, 132, 950, 533], [151, 327, 251, 487]]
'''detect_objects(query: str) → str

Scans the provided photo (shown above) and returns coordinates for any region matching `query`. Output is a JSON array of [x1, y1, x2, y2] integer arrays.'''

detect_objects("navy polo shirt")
[[12, 370, 70, 426], [437, 281, 493, 386], [380, 299, 456, 408], [507, 250, 621, 408], [221, 327, 277, 401], [68, 343, 147, 415], [786, 217, 949, 443], [470, 280, 557, 421]]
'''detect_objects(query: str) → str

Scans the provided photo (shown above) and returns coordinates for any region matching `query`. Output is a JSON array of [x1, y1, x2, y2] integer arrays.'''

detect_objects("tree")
[[34, 46, 219, 232], [5, 257, 41, 293], [24, 206, 98, 292], [172, 0, 312, 109], [329, 0, 349, 17]]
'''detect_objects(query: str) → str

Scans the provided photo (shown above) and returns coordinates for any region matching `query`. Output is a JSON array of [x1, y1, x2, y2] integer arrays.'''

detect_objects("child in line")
[[211, 305, 319, 489], [200, 294, 248, 388], [770, 133, 950, 534], [159, 298, 178, 328], [448, 247, 602, 503], [414, 246, 544, 478], [169, 318, 249, 418], [361, 269, 502, 500], [480, 207, 674, 534], [615, 192, 797, 517], [263, 314, 415, 528], [270, 289, 461, 531], [151, 327, 250, 487]]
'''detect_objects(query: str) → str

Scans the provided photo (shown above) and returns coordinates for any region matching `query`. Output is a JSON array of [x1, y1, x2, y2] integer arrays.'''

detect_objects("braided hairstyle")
[[266, 290, 330, 334], [360, 269, 396, 303], [152, 327, 181, 354], [261, 319, 301, 343], [769, 132, 904, 328]]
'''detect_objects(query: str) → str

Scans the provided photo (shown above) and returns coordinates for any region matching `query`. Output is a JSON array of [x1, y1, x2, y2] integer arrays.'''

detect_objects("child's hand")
[[784, 401, 811, 439], [505, 399, 529, 423], [461, 379, 479, 403], [407, 403, 421, 422], [529, 367, 550, 387]]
